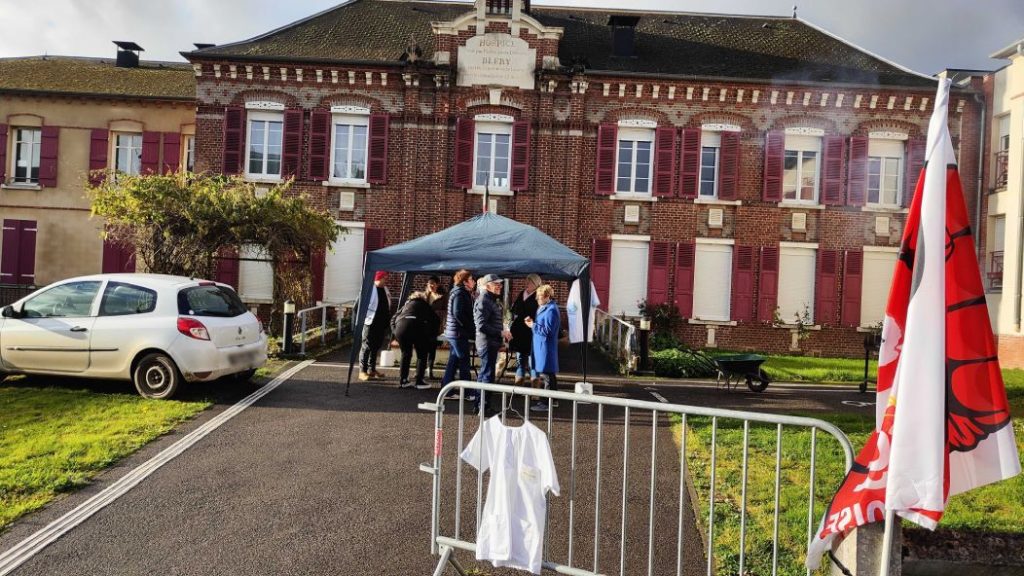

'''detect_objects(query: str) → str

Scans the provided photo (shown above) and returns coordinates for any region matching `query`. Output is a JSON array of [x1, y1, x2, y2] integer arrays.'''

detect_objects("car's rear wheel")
[[233, 369, 258, 382], [133, 353, 181, 399]]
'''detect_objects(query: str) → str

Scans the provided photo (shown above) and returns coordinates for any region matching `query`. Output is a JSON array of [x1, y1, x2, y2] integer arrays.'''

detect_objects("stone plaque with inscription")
[[457, 33, 536, 89]]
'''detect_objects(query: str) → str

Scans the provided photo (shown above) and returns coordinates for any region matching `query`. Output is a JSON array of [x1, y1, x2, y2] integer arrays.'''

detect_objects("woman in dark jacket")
[[509, 273, 542, 386], [391, 291, 441, 390], [442, 270, 476, 400]]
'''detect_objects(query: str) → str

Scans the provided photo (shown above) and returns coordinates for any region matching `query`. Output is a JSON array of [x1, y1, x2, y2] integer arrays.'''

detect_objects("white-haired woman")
[[525, 284, 560, 412]]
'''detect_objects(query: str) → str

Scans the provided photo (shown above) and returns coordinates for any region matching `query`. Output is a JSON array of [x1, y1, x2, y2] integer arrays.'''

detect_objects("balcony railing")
[[486, 0, 512, 15], [994, 149, 1009, 190], [989, 250, 1004, 290]]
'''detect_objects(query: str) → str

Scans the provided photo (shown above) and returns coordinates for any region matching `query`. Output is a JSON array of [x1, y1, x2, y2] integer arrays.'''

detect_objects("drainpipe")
[[1015, 123, 1024, 331], [973, 91, 986, 262]]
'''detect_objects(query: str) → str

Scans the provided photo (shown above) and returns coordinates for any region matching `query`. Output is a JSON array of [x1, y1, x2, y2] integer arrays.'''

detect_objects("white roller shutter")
[[324, 226, 365, 303], [238, 244, 273, 302], [861, 250, 898, 327], [694, 243, 732, 321], [609, 239, 648, 316], [778, 246, 816, 324]]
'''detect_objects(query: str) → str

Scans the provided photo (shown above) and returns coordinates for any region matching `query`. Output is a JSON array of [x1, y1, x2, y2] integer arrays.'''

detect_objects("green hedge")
[[649, 349, 717, 378]]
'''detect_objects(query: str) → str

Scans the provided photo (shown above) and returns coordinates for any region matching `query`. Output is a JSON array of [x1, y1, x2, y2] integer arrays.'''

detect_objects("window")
[[13, 128, 41, 184], [475, 123, 512, 190], [324, 226, 365, 303], [778, 245, 816, 324], [616, 128, 653, 194], [184, 135, 195, 172], [861, 250, 897, 326], [699, 132, 721, 198], [22, 281, 102, 318], [867, 140, 904, 206], [246, 113, 283, 178], [608, 238, 648, 316], [178, 285, 247, 317], [783, 135, 821, 203], [331, 115, 369, 182], [114, 133, 143, 175], [237, 244, 273, 302], [989, 216, 1006, 290], [100, 282, 157, 316], [693, 242, 732, 321], [999, 115, 1011, 152]]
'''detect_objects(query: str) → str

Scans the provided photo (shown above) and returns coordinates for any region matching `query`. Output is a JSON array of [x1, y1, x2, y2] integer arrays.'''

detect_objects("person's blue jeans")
[[442, 338, 472, 387], [515, 350, 537, 380], [477, 344, 500, 410]]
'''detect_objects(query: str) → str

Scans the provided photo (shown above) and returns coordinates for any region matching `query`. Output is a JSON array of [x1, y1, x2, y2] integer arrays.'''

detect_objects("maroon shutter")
[[718, 131, 740, 200], [311, 248, 326, 303], [162, 132, 181, 174], [757, 246, 780, 322], [1, 219, 37, 285], [89, 129, 109, 185], [595, 123, 617, 195], [674, 241, 695, 318], [368, 113, 390, 184], [591, 239, 611, 311], [222, 107, 245, 175], [646, 241, 671, 305], [454, 117, 475, 189], [38, 126, 59, 187], [0, 124, 7, 183], [653, 127, 676, 197], [215, 247, 240, 289], [102, 239, 136, 273], [822, 135, 846, 205], [282, 109, 303, 178], [815, 249, 840, 326], [364, 228, 385, 253], [678, 128, 700, 199], [841, 250, 863, 328], [763, 131, 784, 202], [731, 245, 755, 322], [140, 131, 160, 174], [511, 120, 530, 191], [904, 137, 926, 207], [308, 110, 332, 181], [847, 136, 869, 206]]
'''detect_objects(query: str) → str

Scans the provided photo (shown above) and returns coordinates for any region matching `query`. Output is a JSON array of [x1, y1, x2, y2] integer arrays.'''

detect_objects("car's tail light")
[[177, 317, 210, 340]]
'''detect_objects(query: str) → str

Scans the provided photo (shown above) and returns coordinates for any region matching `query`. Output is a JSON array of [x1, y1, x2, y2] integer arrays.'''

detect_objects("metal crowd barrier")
[[419, 382, 854, 576]]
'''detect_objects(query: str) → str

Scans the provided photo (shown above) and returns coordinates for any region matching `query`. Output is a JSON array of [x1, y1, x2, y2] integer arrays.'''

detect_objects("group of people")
[[357, 269, 561, 415]]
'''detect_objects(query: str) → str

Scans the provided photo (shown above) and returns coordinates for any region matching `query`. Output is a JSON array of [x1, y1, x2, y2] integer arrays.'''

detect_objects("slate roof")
[[0, 56, 195, 100], [187, 0, 935, 88]]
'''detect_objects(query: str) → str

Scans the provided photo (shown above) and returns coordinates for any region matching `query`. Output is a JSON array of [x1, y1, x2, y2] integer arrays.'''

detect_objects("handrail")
[[592, 308, 638, 374], [297, 300, 355, 355]]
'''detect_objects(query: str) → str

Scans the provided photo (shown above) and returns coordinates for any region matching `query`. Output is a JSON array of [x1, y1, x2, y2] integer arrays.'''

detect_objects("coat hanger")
[[499, 387, 526, 423]]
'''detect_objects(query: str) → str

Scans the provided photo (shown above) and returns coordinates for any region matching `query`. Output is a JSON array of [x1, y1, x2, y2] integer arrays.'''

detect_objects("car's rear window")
[[177, 285, 248, 317]]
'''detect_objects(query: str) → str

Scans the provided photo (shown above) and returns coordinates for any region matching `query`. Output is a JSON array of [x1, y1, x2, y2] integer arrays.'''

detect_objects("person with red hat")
[[358, 271, 392, 381]]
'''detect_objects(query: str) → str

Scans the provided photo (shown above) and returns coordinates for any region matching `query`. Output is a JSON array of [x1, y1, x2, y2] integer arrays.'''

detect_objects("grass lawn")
[[0, 381, 210, 532], [678, 369, 1024, 575]]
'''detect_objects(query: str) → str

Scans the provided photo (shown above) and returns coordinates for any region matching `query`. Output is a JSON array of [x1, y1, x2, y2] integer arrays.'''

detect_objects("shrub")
[[650, 349, 718, 378]]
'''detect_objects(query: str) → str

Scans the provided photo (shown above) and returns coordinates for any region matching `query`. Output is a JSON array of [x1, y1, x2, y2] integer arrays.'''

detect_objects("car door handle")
[[70, 326, 89, 332]]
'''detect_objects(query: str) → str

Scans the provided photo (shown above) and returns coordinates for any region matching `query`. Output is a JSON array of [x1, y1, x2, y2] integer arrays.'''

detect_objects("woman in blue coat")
[[525, 284, 560, 412]]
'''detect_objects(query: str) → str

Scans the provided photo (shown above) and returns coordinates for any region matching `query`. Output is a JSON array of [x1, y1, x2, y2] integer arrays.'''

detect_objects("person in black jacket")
[[509, 273, 542, 386], [358, 271, 392, 381], [424, 275, 447, 379], [474, 274, 511, 414], [391, 291, 440, 390], [442, 270, 476, 400]]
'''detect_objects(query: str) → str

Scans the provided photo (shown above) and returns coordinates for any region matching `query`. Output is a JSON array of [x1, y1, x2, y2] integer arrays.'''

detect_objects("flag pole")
[[877, 509, 896, 576]]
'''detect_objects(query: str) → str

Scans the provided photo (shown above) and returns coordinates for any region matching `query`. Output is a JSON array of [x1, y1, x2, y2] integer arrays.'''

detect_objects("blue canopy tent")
[[345, 212, 593, 394]]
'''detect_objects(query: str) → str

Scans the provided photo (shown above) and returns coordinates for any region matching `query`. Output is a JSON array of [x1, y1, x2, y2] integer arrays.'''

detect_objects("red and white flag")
[[807, 78, 1021, 569]]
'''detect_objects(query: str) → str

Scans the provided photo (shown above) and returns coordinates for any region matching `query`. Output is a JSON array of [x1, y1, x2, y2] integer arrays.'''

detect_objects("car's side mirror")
[[2, 304, 22, 319]]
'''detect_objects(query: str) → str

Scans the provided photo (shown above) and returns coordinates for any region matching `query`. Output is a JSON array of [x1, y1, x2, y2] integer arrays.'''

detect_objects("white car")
[[0, 274, 268, 399]]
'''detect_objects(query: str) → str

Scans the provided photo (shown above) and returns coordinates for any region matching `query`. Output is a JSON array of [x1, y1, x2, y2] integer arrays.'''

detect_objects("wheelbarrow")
[[683, 349, 772, 392]]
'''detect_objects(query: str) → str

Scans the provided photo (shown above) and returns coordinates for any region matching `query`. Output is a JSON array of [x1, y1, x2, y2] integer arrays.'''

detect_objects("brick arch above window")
[[107, 119, 145, 132], [599, 107, 672, 126], [685, 112, 756, 134], [459, 92, 527, 111], [850, 119, 924, 139], [766, 115, 840, 135], [229, 89, 298, 109], [5, 113, 44, 127], [315, 94, 385, 113], [463, 104, 524, 120]]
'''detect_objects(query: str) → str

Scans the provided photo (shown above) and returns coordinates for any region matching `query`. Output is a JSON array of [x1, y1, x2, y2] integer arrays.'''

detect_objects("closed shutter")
[[511, 120, 530, 191], [238, 245, 273, 302], [325, 227, 365, 303], [646, 241, 671, 305], [861, 250, 898, 327], [453, 117, 475, 189], [815, 249, 839, 325], [222, 107, 245, 175], [822, 135, 846, 205], [102, 239, 136, 273], [904, 137, 926, 207], [591, 238, 611, 311], [609, 240, 648, 316], [308, 110, 332, 181], [367, 113, 389, 184], [653, 127, 676, 197], [778, 246, 815, 323], [731, 245, 755, 322], [364, 227, 385, 267], [678, 128, 700, 199], [1, 219, 37, 285], [757, 246, 780, 322], [841, 250, 863, 327], [215, 247, 240, 289], [39, 126, 59, 187], [310, 248, 326, 303], [847, 136, 869, 206], [595, 123, 617, 195], [693, 243, 732, 321], [282, 109, 303, 178], [718, 131, 740, 200], [763, 131, 784, 202], [674, 241, 695, 318], [162, 132, 181, 174], [89, 129, 109, 185], [140, 131, 160, 174], [0, 124, 7, 183]]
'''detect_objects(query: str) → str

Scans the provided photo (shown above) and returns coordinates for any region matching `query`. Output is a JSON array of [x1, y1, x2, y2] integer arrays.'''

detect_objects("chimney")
[[608, 16, 640, 59], [113, 41, 144, 68]]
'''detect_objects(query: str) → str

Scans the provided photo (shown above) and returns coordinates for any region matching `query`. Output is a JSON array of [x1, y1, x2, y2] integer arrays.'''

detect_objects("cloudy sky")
[[0, 0, 1021, 75]]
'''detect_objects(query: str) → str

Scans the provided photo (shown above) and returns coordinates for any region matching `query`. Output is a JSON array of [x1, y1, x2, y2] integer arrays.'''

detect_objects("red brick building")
[[184, 0, 984, 356]]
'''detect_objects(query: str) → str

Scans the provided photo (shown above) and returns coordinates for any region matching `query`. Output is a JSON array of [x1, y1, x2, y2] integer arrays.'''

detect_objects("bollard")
[[283, 299, 296, 355]]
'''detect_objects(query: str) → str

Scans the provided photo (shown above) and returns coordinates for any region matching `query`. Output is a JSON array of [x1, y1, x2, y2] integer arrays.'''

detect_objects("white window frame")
[[699, 131, 721, 199], [866, 139, 905, 207], [473, 119, 513, 192], [245, 110, 284, 181], [183, 135, 195, 172], [782, 134, 822, 204], [12, 127, 42, 184], [329, 113, 370, 185], [615, 127, 655, 196], [113, 132, 143, 176]]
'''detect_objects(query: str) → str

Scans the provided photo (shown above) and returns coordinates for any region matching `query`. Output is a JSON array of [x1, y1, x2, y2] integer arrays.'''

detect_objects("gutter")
[[0, 87, 194, 103], [182, 52, 423, 70], [584, 68, 939, 93], [974, 91, 986, 262]]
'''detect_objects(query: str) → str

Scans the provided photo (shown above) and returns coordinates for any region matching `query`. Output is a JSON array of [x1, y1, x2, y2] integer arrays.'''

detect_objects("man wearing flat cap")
[[473, 274, 511, 414]]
